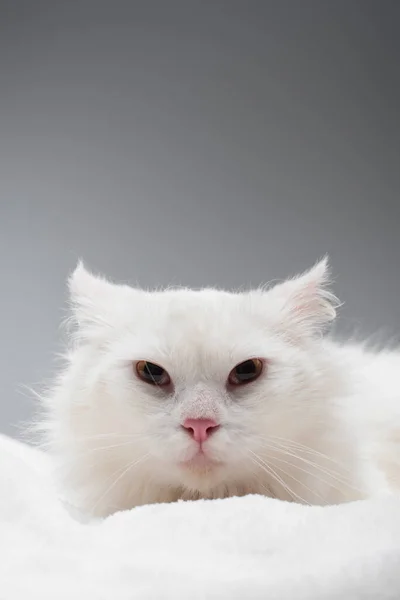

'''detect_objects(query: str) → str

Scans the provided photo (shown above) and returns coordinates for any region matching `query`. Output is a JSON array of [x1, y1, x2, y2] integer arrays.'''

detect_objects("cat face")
[[49, 258, 339, 512]]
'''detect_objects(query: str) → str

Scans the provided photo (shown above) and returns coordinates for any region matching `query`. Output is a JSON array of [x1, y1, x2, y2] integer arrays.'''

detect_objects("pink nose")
[[182, 418, 220, 443]]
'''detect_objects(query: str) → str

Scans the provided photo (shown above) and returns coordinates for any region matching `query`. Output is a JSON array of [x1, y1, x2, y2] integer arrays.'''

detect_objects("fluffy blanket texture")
[[1, 433, 400, 599]]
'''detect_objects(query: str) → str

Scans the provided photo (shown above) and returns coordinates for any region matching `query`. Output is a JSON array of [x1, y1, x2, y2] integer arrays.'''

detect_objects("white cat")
[[38, 258, 400, 517]]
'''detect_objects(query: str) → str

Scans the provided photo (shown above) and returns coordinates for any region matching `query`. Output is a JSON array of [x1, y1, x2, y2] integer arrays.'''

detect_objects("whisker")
[[245, 463, 277, 498], [271, 445, 359, 491], [90, 453, 150, 514], [38, 432, 149, 450], [250, 432, 352, 478], [247, 449, 311, 505], [265, 454, 332, 503], [253, 438, 362, 494], [267, 434, 353, 472], [85, 440, 138, 453]]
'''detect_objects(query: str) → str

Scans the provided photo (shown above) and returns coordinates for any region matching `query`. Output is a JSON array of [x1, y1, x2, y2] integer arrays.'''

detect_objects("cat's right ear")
[[67, 261, 120, 340], [69, 261, 111, 305]]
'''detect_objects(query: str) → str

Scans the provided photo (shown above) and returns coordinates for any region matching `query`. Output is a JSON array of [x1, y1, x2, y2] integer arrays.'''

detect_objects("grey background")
[[1, 1, 399, 436]]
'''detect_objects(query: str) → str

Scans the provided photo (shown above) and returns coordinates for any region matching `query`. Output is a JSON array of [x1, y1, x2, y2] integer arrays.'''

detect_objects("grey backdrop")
[[1, 1, 400, 436]]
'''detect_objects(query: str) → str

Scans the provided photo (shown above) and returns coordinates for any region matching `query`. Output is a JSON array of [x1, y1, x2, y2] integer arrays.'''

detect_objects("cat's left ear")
[[269, 257, 340, 340]]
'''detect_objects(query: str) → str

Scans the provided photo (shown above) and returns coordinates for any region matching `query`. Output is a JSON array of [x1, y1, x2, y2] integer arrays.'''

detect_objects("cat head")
[[49, 258, 340, 513]]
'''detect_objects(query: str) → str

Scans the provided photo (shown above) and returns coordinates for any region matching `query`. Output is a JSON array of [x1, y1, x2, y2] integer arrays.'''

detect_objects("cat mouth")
[[179, 449, 222, 470]]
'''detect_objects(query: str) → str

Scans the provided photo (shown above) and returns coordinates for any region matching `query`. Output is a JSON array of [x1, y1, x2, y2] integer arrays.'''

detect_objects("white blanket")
[[1, 434, 400, 600]]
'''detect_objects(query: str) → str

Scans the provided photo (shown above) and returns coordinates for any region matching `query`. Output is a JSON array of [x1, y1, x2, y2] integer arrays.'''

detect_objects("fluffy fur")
[[38, 258, 400, 517]]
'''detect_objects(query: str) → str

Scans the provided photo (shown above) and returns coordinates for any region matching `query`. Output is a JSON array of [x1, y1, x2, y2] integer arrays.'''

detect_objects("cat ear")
[[270, 257, 340, 341], [67, 261, 122, 339], [69, 261, 109, 301]]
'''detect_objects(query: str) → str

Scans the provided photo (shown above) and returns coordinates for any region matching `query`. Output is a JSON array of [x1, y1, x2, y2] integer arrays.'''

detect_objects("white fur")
[[38, 259, 400, 517]]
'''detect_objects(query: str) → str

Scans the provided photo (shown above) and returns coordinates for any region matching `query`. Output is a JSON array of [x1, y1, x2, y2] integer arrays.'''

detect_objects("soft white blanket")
[[1, 434, 400, 600]]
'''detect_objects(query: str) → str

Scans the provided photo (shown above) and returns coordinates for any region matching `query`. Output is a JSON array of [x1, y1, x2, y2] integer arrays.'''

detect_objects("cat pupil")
[[236, 360, 255, 373], [144, 362, 164, 379], [235, 360, 256, 379]]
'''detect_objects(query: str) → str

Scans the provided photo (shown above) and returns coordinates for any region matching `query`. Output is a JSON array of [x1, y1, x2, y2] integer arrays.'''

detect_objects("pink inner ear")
[[291, 281, 317, 314], [271, 258, 335, 340]]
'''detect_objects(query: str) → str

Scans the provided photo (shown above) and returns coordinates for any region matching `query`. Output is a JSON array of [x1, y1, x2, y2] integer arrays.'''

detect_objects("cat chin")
[[178, 466, 225, 493], [177, 464, 254, 499], [178, 455, 223, 472], [178, 479, 263, 502]]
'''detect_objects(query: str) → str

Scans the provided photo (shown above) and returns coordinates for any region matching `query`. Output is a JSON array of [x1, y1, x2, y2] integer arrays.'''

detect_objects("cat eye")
[[135, 361, 171, 386], [228, 358, 264, 386]]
